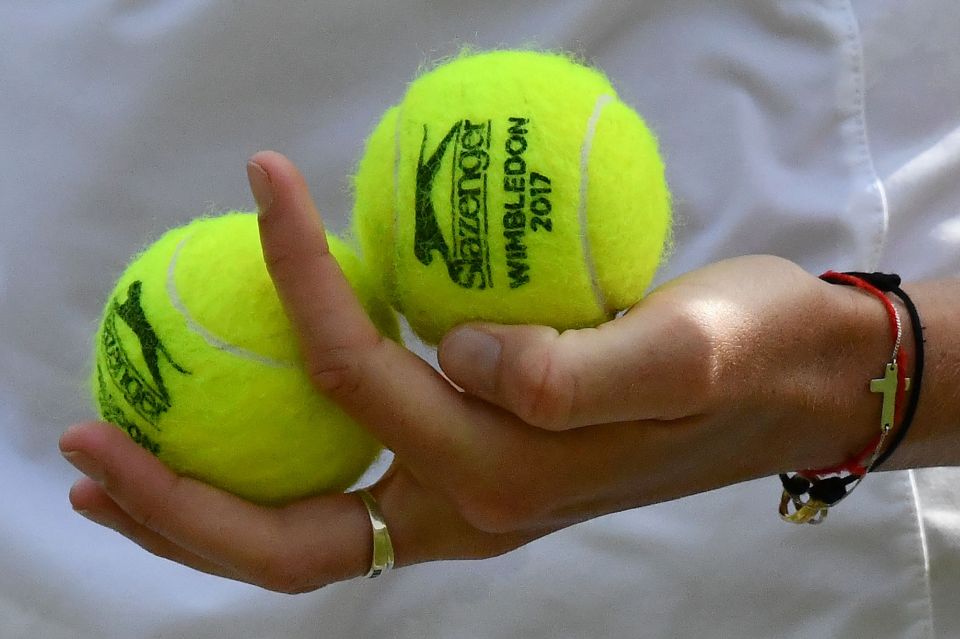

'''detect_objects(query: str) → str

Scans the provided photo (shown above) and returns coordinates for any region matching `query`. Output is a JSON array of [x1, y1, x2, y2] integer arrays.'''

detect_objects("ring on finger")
[[356, 489, 394, 578]]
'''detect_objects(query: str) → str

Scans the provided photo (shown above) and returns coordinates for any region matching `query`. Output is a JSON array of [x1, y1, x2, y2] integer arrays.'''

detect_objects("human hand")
[[60, 151, 890, 592]]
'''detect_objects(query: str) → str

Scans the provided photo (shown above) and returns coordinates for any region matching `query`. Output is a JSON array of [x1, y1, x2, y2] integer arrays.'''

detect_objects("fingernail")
[[247, 160, 274, 216], [443, 328, 501, 394], [62, 450, 106, 483]]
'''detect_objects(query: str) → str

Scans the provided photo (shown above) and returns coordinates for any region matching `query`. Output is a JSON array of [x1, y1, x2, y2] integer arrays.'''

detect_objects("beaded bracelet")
[[778, 271, 924, 525]]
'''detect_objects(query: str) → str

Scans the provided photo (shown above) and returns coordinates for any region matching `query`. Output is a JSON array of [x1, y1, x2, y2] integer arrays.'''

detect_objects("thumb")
[[437, 310, 710, 431]]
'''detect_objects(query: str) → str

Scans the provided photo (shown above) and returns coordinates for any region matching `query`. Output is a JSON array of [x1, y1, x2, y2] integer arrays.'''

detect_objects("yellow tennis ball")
[[352, 50, 671, 344], [91, 212, 399, 504]]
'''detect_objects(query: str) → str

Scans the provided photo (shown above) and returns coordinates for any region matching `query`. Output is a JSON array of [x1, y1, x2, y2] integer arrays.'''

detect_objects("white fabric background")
[[2, 1, 958, 637]]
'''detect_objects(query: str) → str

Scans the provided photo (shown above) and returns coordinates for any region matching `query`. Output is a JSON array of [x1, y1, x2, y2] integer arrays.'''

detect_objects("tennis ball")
[[352, 50, 671, 344], [91, 212, 399, 504]]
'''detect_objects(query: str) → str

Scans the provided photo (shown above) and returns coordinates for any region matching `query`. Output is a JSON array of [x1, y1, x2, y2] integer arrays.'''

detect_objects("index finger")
[[248, 152, 497, 477]]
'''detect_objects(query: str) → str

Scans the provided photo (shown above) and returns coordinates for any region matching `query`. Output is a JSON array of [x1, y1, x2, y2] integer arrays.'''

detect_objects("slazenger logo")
[[414, 119, 494, 289]]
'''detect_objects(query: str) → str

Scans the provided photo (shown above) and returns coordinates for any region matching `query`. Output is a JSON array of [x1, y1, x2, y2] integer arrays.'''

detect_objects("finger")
[[248, 151, 378, 358], [62, 422, 548, 588], [60, 422, 371, 592], [437, 305, 714, 430], [249, 151, 503, 474], [68, 477, 241, 582]]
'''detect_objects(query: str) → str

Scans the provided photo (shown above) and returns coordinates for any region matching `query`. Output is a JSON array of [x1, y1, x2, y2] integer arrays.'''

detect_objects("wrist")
[[777, 271, 922, 524], [789, 278, 900, 471], [798, 274, 922, 473]]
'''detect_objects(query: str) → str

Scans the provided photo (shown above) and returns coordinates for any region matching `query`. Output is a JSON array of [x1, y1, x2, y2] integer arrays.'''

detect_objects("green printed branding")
[[415, 116, 553, 290], [96, 280, 190, 454]]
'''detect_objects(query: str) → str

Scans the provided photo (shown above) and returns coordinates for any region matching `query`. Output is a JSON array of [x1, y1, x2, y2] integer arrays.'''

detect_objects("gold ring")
[[356, 489, 394, 578]]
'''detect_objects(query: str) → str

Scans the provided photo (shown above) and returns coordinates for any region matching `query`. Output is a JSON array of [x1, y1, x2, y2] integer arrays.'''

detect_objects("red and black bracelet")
[[848, 273, 925, 469], [778, 271, 924, 525]]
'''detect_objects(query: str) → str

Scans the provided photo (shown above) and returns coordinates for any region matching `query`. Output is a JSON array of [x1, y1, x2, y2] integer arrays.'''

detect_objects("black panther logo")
[[415, 120, 493, 289], [97, 280, 189, 432]]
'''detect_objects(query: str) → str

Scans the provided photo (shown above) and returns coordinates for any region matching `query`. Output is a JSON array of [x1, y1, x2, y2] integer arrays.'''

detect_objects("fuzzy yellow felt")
[[352, 50, 671, 344], [91, 212, 399, 504]]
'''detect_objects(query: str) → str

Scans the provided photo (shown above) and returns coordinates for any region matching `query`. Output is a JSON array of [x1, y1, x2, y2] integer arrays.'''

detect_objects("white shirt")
[[1, 1, 958, 636]]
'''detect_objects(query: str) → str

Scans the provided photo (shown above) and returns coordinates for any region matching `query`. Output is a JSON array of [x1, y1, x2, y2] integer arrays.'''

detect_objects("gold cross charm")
[[869, 363, 911, 432]]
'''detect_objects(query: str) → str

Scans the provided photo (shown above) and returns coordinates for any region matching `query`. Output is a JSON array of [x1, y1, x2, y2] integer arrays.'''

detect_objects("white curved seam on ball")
[[580, 94, 614, 316], [166, 235, 296, 369]]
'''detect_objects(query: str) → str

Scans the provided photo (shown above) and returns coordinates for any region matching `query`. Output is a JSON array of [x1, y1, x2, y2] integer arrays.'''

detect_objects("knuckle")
[[454, 479, 539, 534], [510, 344, 574, 430], [259, 550, 317, 594], [306, 351, 364, 399], [261, 244, 298, 278], [132, 475, 180, 532], [305, 334, 386, 401], [664, 302, 730, 411]]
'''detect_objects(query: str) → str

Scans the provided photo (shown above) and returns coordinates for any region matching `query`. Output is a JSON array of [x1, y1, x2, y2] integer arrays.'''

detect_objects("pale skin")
[[59, 151, 960, 593]]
